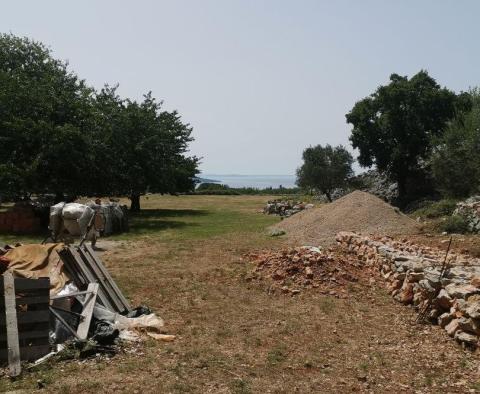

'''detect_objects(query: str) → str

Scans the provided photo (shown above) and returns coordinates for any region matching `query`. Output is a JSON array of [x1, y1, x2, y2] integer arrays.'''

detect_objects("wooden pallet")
[[0, 273, 51, 375], [58, 245, 131, 314]]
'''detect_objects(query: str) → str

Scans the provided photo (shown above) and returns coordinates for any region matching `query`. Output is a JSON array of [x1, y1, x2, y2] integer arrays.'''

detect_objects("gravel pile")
[[272, 190, 419, 245]]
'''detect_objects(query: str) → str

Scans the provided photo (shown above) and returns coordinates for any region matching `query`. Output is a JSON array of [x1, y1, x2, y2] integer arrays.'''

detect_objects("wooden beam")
[[83, 245, 131, 312], [77, 283, 99, 340], [4, 272, 21, 377]]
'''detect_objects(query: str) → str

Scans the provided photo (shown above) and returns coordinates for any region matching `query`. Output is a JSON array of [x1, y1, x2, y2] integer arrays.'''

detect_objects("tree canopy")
[[0, 34, 198, 210], [346, 70, 469, 204], [296, 144, 353, 202], [430, 88, 480, 198]]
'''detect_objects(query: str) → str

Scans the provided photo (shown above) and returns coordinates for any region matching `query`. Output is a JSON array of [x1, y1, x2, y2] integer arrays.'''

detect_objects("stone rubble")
[[245, 246, 361, 297], [336, 231, 480, 348], [453, 196, 480, 233], [263, 200, 314, 217]]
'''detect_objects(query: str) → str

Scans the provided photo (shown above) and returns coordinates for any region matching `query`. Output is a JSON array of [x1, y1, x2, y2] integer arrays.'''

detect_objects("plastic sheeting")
[[93, 305, 165, 341], [49, 203, 95, 239]]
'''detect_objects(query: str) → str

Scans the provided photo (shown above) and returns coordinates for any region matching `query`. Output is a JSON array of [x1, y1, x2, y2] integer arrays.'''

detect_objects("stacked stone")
[[453, 196, 480, 233], [263, 200, 314, 217], [336, 231, 480, 348]]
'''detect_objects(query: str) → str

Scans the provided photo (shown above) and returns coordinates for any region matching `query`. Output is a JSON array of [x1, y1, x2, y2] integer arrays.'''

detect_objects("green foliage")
[[296, 144, 353, 201], [192, 184, 301, 196], [431, 88, 480, 198], [346, 71, 467, 203], [196, 183, 231, 191], [93, 87, 199, 210], [410, 199, 458, 218], [195, 189, 240, 195], [0, 34, 198, 209], [0, 33, 96, 198], [438, 215, 469, 234]]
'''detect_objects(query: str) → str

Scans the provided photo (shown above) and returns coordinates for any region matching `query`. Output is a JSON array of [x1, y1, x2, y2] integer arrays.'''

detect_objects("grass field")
[[1, 195, 479, 393]]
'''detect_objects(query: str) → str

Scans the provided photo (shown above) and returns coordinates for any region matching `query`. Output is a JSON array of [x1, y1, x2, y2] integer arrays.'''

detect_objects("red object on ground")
[[0, 255, 11, 274]]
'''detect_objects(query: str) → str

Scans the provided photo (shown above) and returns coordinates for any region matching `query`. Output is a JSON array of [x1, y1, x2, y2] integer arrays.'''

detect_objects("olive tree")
[[296, 144, 353, 202]]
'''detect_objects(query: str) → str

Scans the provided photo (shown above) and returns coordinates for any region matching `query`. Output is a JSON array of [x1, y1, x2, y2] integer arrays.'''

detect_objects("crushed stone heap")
[[337, 231, 480, 348], [272, 190, 419, 246]]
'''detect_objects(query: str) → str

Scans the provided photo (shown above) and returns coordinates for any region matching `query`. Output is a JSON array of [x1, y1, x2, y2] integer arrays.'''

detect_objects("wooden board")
[[76, 283, 99, 340], [59, 246, 131, 314], [84, 245, 131, 311], [0, 276, 51, 365], [3, 272, 20, 376]]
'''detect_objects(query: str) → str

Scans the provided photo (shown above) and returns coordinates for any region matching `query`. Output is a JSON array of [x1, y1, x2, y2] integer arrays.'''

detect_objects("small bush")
[[194, 189, 241, 195], [196, 183, 231, 191], [412, 199, 458, 219], [438, 215, 470, 234], [192, 184, 303, 196]]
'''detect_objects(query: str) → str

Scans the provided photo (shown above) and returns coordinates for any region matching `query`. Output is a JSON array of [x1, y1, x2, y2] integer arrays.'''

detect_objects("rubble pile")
[[245, 246, 360, 296], [453, 196, 480, 233], [263, 200, 314, 217], [337, 231, 480, 348]]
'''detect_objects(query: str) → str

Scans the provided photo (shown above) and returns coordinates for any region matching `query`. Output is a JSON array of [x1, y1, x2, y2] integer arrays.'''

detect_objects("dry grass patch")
[[1, 195, 479, 393]]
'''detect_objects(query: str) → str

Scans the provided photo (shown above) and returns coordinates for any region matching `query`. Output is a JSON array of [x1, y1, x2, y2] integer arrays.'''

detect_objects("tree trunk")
[[325, 191, 333, 202], [130, 194, 141, 212]]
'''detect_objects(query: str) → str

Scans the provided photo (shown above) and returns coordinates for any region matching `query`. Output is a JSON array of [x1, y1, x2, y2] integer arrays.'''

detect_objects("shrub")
[[438, 215, 469, 234], [431, 88, 480, 198], [412, 199, 458, 218], [196, 183, 230, 191]]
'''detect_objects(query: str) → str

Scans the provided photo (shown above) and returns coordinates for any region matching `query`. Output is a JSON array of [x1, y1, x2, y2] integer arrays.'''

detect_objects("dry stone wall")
[[336, 231, 480, 348]]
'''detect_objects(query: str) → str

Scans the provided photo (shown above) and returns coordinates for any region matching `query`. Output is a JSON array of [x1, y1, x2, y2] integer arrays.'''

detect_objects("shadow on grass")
[[127, 208, 206, 235], [0, 232, 47, 245], [131, 209, 209, 218]]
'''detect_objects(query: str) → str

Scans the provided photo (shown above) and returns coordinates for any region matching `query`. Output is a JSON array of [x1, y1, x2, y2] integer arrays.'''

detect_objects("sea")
[[200, 174, 297, 189]]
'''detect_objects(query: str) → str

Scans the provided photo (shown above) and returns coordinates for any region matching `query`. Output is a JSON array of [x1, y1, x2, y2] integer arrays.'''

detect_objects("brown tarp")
[[4, 243, 70, 295]]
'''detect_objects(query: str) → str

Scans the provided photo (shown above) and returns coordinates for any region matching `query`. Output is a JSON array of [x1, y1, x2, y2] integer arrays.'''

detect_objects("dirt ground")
[[2, 195, 480, 393]]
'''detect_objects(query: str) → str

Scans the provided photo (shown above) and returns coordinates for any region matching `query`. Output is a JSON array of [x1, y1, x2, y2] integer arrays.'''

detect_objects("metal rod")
[[49, 307, 82, 340], [415, 236, 453, 323]]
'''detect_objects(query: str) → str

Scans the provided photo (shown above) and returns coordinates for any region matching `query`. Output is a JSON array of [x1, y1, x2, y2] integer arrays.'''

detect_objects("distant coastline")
[[200, 174, 296, 189]]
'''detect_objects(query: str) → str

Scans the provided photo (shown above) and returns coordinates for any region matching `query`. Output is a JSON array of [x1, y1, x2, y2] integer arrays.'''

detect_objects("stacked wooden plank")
[[0, 275, 50, 368], [58, 245, 131, 314]]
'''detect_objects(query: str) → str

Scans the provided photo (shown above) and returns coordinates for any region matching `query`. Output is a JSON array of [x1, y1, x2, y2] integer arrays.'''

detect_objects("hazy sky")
[[1, 1, 479, 175]]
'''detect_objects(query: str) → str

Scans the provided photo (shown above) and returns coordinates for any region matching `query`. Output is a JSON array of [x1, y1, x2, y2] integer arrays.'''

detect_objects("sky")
[[1, 1, 479, 175]]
